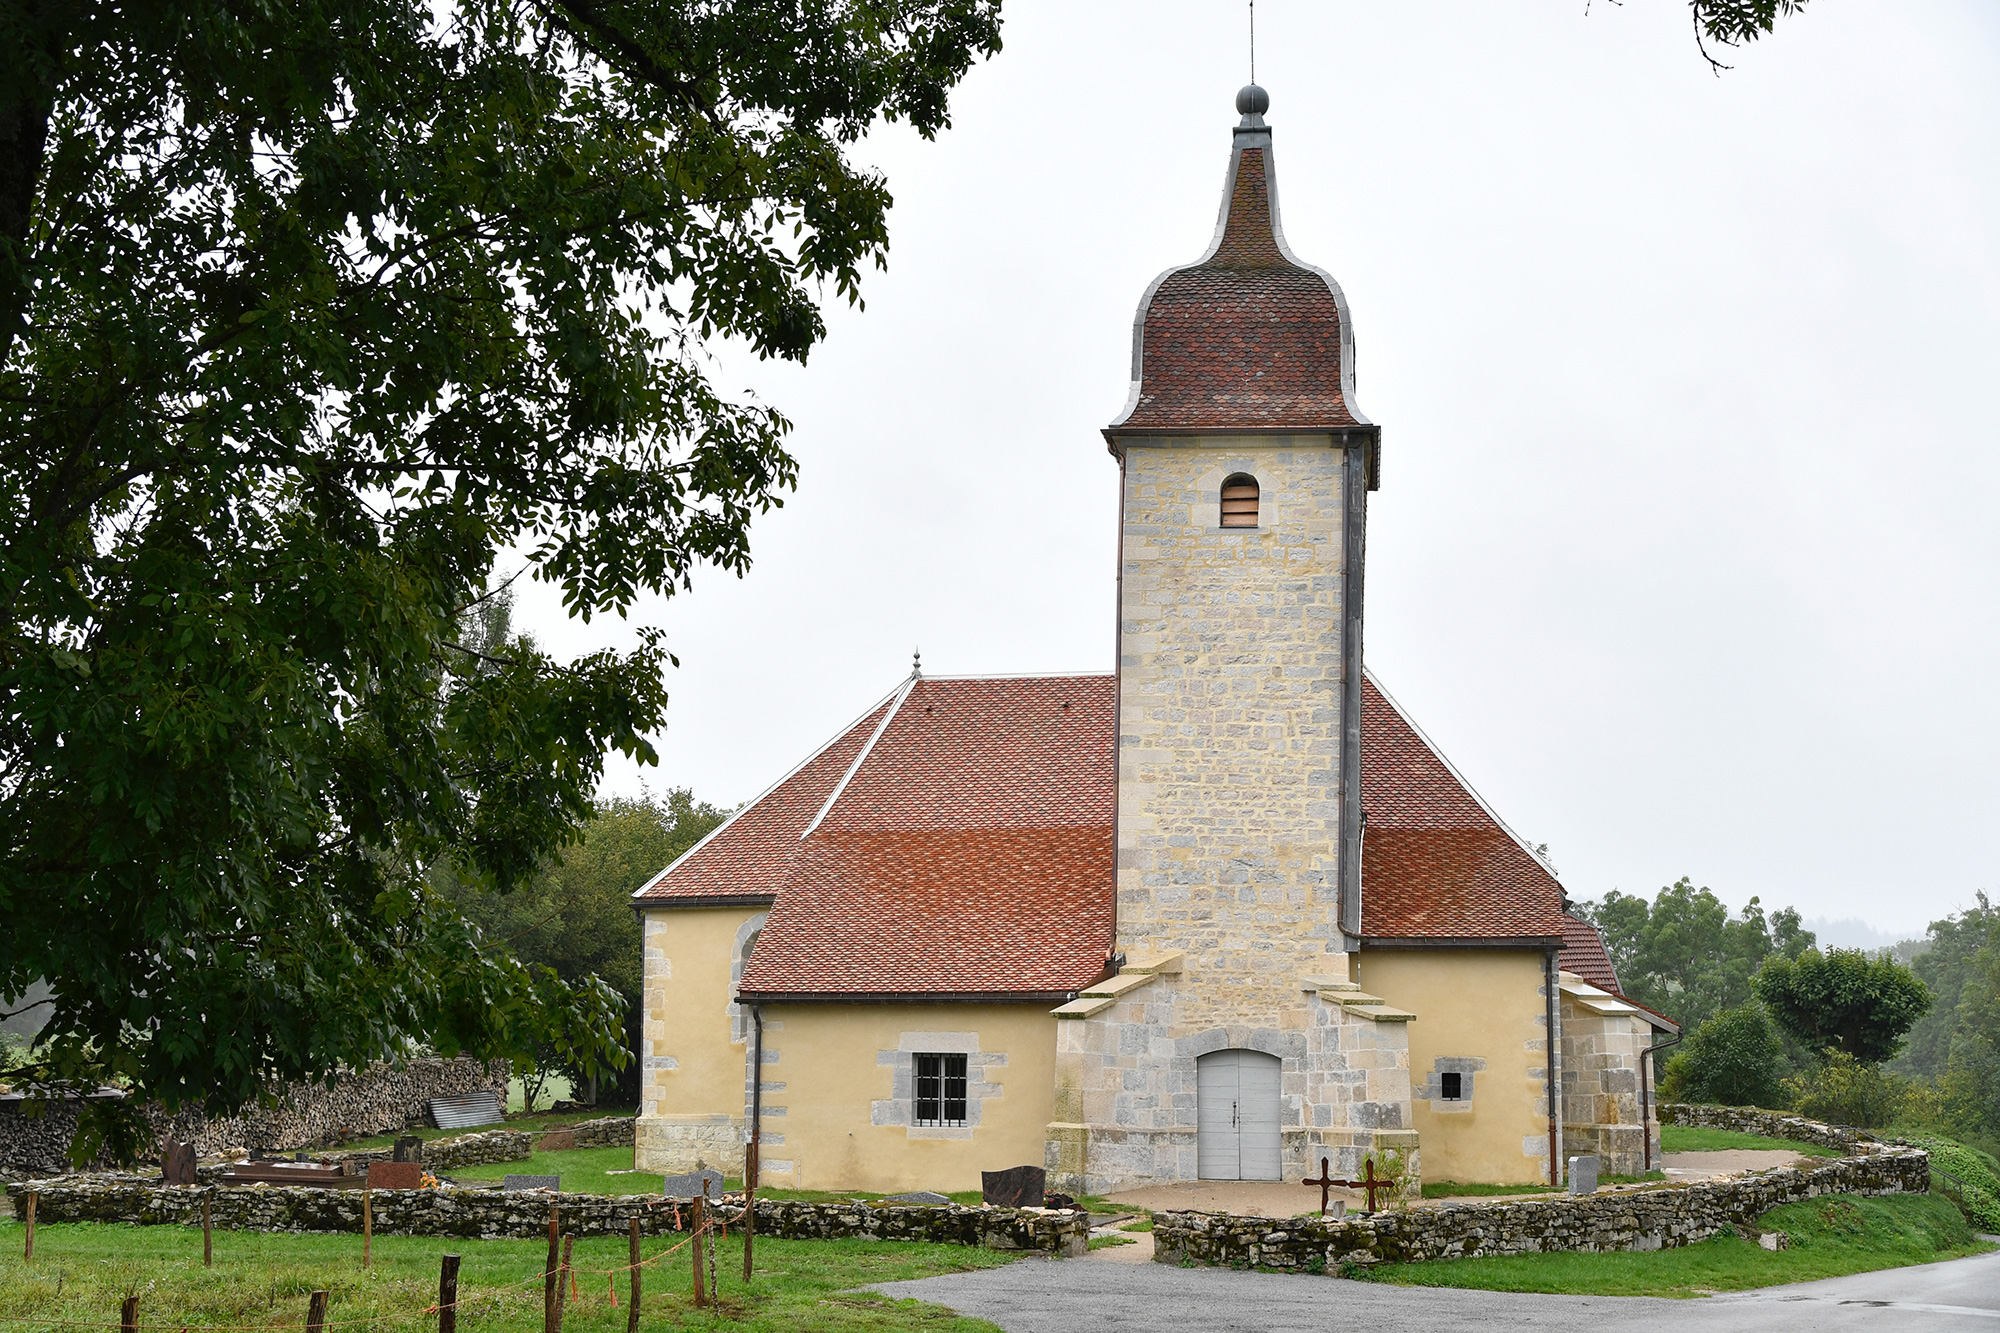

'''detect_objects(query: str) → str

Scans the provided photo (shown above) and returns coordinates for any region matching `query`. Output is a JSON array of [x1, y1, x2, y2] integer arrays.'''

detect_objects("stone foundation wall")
[[2, 1180, 1085, 1254], [635, 1114, 744, 1177], [1659, 1103, 1870, 1152], [0, 1059, 508, 1178], [1152, 1140, 1926, 1269]]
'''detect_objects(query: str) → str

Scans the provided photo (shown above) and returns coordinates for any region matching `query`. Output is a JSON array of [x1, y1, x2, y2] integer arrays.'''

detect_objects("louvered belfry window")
[[1220, 474, 1260, 528]]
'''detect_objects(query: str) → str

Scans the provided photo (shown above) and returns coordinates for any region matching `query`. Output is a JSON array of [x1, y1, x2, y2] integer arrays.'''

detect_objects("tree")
[[1754, 948, 1931, 1065], [1658, 1004, 1787, 1108], [1577, 878, 1815, 1036], [1894, 894, 2000, 1081], [0, 0, 999, 1157], [451, 787, 728, 1108]]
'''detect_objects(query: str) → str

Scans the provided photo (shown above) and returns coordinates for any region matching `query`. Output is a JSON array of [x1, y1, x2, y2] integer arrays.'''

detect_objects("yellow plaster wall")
[[634, 907, 764, 1174], [1357, 949, 1551, 1186], [757, 1004, 1057, 1194]]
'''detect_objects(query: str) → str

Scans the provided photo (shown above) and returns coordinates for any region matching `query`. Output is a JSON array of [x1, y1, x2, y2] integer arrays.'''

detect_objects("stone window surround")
[[870, 1032, 1005, 1141], [1418, 1056, 1486, 1114]]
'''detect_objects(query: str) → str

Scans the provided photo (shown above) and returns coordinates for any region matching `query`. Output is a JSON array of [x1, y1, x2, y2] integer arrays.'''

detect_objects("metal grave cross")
[[1301, 1155, 1394, 1216]]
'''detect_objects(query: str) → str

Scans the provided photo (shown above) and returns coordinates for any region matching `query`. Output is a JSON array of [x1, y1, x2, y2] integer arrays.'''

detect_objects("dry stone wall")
[[1153, 1140, 1926, 1269], [2, 1180, 1085, 1254], [1658, 1103, 1870, 1152], [0, 1059, 507, 1178]]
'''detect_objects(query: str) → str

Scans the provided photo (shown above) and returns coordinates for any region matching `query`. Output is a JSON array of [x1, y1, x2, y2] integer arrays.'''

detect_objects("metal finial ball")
[[1236, 84, 1269, 116]]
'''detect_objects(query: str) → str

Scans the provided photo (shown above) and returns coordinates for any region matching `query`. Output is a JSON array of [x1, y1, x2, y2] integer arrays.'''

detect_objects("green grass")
[[1361, 1193, 1988, 1297], [1420, 1181, 1557, 1199], [448, 1147, 663, 1195], [1660, 1124, 1842, 1158], [1117, 1219, 1154, 1233], [1907, 1135, 2000, 1230], [0, 1219, 1014, 1332]]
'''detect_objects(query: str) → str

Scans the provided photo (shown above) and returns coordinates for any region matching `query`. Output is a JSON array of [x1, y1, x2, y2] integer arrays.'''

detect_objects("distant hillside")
[[1802, 916, 1912, 951]]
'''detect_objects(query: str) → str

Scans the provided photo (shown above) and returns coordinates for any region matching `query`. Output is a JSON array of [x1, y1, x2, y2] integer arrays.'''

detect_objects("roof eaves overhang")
[[1102, 423, 1381, 485], [635, 894, 778, 910], [736, 988, 1082, 1006], [1359, 934, 1566, 951]]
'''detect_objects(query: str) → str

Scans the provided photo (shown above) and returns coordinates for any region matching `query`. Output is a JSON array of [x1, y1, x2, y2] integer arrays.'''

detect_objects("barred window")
[[913, 1052, 968, 1126], [1220, 474, 1260, 528], [1440, 1071, 1464, 1101]]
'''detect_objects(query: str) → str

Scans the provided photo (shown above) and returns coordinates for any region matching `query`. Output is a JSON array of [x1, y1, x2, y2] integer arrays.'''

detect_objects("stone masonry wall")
[[1659, 1103, 1871, 1151], [1115, 439, 1355, 1023], [1560, 998, 1654, 1176], [0, 1059, 508, 1178], [3, 1181, 1086, 1254], [1153, 1141, 1927, 1269]]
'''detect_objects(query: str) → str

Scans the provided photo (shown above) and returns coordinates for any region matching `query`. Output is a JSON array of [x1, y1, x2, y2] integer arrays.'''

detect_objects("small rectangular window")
[[1440, 1071, 1463, 1101], [913, 1052, 969, 1126]]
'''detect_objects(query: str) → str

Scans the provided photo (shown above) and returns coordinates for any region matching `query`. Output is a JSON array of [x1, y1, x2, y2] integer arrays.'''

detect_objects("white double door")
[[1195, 1048, 1283, 1181]]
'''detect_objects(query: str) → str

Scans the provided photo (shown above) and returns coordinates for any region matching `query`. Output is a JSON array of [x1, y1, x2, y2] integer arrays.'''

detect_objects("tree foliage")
[[450, 785, 728, 1106], [1578, 877, 1814, 1035], [1895, 894, 2000, 1081], [1659, 1004, 1787, 1108], [0, 0, 999, 1149], [1754, 948, 1931, 1065]]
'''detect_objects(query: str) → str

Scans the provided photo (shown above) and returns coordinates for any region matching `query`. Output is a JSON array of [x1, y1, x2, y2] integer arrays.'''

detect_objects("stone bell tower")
[[1047, 87, 1415, 1196]]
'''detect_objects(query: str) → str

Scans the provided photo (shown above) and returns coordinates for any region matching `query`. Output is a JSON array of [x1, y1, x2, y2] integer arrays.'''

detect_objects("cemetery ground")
[[0, 1219, 1015, 1333]]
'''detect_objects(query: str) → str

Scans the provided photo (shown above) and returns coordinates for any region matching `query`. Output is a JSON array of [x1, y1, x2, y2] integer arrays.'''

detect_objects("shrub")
[[1658, 1004, 1787, 1107], [1783, 1050, 1911, 1128], [1909, 1135, 2000, 1232]]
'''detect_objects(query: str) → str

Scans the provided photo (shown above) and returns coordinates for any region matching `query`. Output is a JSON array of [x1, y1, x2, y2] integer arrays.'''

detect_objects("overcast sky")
[[514, 1, 2000, 943]]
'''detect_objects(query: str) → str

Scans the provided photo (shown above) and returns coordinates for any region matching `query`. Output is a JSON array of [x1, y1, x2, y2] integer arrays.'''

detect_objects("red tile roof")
[[1359, 674, 1570, 942], [1558, 914, 1622, 992], [1109, 146, 1365, 435], [641, 670, 1589, 997]]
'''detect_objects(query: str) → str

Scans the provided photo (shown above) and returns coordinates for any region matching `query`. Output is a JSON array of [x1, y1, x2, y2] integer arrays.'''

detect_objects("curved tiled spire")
[[1108, 91, 1370, 438]]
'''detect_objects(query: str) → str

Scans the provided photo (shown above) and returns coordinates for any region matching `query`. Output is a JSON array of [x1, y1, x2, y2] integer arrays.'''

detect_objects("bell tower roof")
[[1107, 87, 1375, 459]]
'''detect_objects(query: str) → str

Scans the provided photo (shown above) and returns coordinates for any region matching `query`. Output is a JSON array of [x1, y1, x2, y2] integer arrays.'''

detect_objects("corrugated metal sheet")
[[427, 1090, 504, 1129]]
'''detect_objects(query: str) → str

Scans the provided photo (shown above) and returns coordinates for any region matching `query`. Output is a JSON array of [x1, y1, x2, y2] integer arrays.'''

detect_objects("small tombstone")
[[392, 1135, 424, 1164], [502, 1174, 563, 1192], [980, 1165, 1045, 1208], [1567, 1154, 1600, 1196], [882, 1191, 952, 1206], [660, 1169, 726, 1199], [161, 1139, 199, 1187], [1759, 1231, 1790, 1251], [369, 1161, 425, 1190], [535, 1130, 577, 1152]]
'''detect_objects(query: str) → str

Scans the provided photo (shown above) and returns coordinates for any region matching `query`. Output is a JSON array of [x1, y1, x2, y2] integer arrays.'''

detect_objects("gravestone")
[[661, 1168, 726, 1199], [392, 1135, 424, 1163], [369, 1161, 425, 1190], [1568, 1154, 1600, 1196], [980, 1165, 1045, 1208], [160, 1139, 199, 1187], [503, 1174, 563, 1192], [882, 1191, 952, 1206]]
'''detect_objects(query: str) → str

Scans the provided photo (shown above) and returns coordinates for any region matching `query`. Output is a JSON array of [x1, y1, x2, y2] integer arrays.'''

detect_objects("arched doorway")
[[1195, 1048, 1283, 1180]]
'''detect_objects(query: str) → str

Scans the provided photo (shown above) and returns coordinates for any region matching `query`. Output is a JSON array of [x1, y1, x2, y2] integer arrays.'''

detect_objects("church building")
[[632, 88, 1674, 1200]]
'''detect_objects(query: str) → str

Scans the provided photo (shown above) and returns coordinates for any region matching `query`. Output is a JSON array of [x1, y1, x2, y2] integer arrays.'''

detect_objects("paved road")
[[874, 1245, 2000, 1330]]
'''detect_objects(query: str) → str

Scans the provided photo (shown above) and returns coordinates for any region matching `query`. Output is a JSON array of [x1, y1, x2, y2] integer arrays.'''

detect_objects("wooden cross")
[[1301, 1155, 1394, 1215]]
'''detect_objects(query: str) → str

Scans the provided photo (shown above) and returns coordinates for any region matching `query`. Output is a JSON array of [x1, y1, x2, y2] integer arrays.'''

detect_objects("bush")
[[1783, 1050, 1912, 1128], [1658, 1004, 1788, 1107], [1909, 1135, 2000, 1232]]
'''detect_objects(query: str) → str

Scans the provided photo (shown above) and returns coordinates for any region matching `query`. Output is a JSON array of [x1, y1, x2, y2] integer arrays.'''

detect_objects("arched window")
[[1220, 474, 1260, 528]]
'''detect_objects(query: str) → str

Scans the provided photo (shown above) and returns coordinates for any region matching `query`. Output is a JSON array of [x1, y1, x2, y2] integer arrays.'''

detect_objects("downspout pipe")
[[748, 1005, 764, 1189], [1639, 1029, 1684, 1174], [1544, 949, 1562, 1188]]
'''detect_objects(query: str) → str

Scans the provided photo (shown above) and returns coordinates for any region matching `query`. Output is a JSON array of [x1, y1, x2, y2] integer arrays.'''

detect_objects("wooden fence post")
[[119, 1294, 138, 1333], [305, 1289, 327, 1333], [438, 1253, 461, 1333], [742, 1137, 757, 1283], [552, 1235, 574, 1333], [690, 1195, 706, 1308], [23, 1191, 35, 1262], [626, 1218, 641, 1333], [202, 1196, 213, 1267], [361, 1185, 372, 1269], [542, 1207, 561, 1333]]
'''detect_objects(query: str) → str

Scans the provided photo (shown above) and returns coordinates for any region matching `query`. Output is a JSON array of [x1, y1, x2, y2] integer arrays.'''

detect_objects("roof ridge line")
[[1363, 666, 1564, 886], [917, 670, 1114, 682], [799, 672, 919, 841], [630, 679, 908, 899]]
